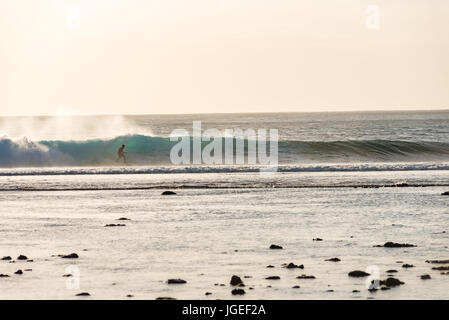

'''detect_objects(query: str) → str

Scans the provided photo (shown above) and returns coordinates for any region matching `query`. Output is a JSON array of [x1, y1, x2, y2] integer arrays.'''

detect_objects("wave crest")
[[1, 135, 449, 168]]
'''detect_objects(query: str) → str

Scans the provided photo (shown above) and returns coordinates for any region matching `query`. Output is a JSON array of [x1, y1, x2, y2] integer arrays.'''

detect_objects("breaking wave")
[[1, 135, 449, 168]]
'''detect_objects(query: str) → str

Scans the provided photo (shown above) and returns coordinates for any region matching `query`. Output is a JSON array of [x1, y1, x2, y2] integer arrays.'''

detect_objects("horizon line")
[[1, 107, 448, 118]]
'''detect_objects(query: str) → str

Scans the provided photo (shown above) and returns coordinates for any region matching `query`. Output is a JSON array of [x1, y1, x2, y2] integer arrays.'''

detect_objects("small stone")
[[375, 242, 416, 248], [266, 265, 275, 268], [284, 262, 304, 269], [167, 279, 187, 284], [379, 277, 404, 287], [62, 274, 72, 277], [231, 289, 245, 295], [296, 274, 315, 279], [402, 264, 414, 268], [126, 295, 133, 298], [265, 276, 280, 280], [352, 290, 360, 293], [104, 224, 126, 227], [269, 244, 283, 250], [325, 258, 341, 262], [313, 238, 323, 241], [425, 259, 449, 264], [348, 270, 370, 277], [205, 292, 212, 296], [61, 253, 79, 259], [17, 255, 28, 260], [1, 256, 11, 261], [420, 274, 431, 280], [386, 269, 398, 273], [432, 266, 449, 271], [14, 270, 23, 275], [156, 297, 176, 300], [292, 285, 300, 289], [76, 292, 90, 296], [161, 191, 176, 195], [0, 274, 9, 278], [441, 191, 449, 195], [117, 217, 131, 221], [24, 269, 32, 272], [230, 275, 244, 286], [380, 287, 391, 291]]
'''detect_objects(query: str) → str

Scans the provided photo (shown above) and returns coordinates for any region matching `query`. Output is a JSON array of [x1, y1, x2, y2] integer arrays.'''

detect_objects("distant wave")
[[1, 135, 449, 168]]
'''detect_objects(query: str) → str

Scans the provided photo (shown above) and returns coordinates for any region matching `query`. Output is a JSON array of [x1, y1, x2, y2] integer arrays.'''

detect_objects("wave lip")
[[1, 135, 449, 168]]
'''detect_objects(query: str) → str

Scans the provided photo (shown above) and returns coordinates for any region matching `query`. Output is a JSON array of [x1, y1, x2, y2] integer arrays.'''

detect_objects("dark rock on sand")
[[326, 290, 334, 292], [266, 265, 275, 268], [14, 270, 23, 275], [313, 238, 323, 241], [167, 279, 187, 284], [378, 277, 404, 287], [386, 269, 398, 273], [420, 274, 431, 280], [76, 292, 90, 296], [292, 285, 300, 289], [426, 259, 449, 264], [348, 270, 370, 277], [162, 191, 176, 195], [265, 276, 280, 280], [104, 224, 126, 227], [27, 260, 33, 262], [17, 255, 28, 260], [1, 256, 11, 261], [441, 272, 449, 275], [156, 297, 176, 300], [284, 262, 304, 269], [232, 289, 245, 295], [441, 191, 449, 195], [375, 242, 416, 248], [269, 244, 283, 250], [296, 274, 315, 279], [61, 253, 79, 259], [24, 269, 32, 272], [352, 290, 360, 293], [432, 266, 449, 271], [117, 217, 131, 221], [402, 264, 414, 268], [62, 274, 72, 277], [243, 276, 252, 278], [0, 274, 9, 278], [205, 292, 212, 296], [380, 287, 391, 291], [326, 258, 341, 262], [230, 275, 244, 286], [126, 295, 133, 298]]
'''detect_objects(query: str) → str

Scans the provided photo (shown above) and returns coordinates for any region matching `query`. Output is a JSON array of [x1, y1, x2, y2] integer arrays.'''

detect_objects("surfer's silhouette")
[[117, 144, 127, 164]]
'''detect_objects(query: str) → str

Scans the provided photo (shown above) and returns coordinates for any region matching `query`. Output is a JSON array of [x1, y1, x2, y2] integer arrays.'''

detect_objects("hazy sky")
[[1, 0, 448, 116]]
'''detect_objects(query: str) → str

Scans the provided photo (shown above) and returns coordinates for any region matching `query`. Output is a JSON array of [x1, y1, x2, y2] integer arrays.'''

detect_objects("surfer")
[[117, 144, 127, 164]]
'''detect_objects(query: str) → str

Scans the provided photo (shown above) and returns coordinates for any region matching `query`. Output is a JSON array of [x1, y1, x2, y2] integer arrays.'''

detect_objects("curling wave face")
[[1, 135, 449, 169]]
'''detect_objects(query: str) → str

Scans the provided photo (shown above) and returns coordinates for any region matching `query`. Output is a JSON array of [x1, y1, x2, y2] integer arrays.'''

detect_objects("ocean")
[[1, 111, 449, 299]]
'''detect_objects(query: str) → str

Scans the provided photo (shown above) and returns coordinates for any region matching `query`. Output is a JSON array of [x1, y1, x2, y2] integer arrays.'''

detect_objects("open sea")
[[1, 111, 449, 299]]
